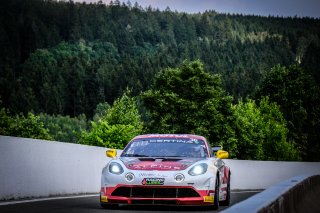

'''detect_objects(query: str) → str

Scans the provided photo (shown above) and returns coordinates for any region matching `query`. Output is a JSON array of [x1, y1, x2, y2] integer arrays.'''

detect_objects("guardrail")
[[0, 135, 320, 200], [221, 174, 320, 213]]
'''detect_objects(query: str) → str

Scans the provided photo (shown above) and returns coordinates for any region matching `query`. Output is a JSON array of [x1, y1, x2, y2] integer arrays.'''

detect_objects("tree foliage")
[[232, 98, 300, 160], [142, 60, 235, 148], [1, 0, 319, 116], [255, 65, 320, 161], [81, 90, 143, 149], [14, 41, 121, 116], [0, 108, 52, 140], [104, 89, 144, 129], [79, 121, 138, 149], [39, 113, 87, 143]]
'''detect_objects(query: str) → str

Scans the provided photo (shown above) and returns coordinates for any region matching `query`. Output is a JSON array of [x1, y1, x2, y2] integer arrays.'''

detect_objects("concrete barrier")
[[221, 174, 320, 213], [0, 136, 115, 200], [0, 135, 320, 200]]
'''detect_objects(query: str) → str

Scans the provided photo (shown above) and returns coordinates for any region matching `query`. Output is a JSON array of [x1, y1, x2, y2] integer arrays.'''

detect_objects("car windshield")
[[121, 138, 209, 158]]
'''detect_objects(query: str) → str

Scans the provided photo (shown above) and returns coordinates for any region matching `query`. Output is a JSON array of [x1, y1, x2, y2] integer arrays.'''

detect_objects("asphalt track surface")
[[0, 191, 261, 213]]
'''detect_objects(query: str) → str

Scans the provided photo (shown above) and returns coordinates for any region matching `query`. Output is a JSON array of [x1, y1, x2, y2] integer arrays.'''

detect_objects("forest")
[[0, 0, 320, 161]]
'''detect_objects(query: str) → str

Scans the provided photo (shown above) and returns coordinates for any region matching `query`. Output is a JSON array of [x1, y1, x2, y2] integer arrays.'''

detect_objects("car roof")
[[132, 134, 207, 141]]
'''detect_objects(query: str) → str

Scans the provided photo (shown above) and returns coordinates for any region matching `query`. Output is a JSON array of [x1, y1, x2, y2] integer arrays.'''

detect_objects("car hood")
[[120, 157, 203, 171]]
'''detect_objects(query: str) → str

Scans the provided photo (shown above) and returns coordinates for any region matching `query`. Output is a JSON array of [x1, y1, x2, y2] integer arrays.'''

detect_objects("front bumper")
[[100, 185, 216, 205]]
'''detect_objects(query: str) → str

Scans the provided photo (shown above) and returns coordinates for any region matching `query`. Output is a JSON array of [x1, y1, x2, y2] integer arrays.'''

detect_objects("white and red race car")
[[100, 134, 231, 210]]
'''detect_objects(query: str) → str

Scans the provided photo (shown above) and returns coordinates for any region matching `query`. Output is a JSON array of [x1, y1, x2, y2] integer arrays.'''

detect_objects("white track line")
[[0, 194, 99, 206]]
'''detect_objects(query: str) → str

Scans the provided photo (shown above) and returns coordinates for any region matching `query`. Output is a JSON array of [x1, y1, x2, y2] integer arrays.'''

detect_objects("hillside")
[[1, 0, 320, 116]]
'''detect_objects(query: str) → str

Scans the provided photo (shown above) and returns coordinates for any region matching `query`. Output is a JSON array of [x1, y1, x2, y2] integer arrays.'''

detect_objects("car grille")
[[111, 187, 200, 198]]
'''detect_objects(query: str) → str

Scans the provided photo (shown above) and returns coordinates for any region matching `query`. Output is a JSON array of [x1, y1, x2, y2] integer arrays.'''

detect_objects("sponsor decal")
[[148, 138, 204, 144], [136, 134, 190, 139], [138, 173, 168, 178], [139, 173, 155, 177], [127, 163, 186, 170], [203, 196, 214, 203], [141, 178, 165, 185], [123, 158, 199, 170]]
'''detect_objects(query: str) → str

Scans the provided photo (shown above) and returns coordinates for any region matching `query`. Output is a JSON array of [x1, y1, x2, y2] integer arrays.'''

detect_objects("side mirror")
[[216, 150, 229, 159], [212, 145, 222, 156], [212, 145, 222, 153], [106, 149, 117, 159]]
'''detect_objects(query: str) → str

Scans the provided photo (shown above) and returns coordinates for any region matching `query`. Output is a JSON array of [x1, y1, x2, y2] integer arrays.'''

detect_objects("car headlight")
[[188, 163, 208, 176], [109, 162, 124, 175]]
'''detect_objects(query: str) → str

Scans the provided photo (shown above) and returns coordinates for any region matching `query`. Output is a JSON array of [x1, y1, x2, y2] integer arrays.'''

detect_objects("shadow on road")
[[100, 204, 222, 212]]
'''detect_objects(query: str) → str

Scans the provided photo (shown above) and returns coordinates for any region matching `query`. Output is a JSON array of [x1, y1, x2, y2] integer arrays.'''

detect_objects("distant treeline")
[[0, 0, 320, 161], [1, 0, 320, 116]]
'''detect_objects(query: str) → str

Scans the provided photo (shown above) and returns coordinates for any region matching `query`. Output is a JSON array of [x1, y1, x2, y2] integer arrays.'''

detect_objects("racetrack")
[[0, 191, 261, 213]]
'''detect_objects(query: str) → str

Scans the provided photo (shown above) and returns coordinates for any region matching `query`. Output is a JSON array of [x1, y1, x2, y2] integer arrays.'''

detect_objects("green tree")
[[93, 102, 111, 122], [232, 98, 300, 160], [39, 113, 87, 143], [255, 64, 320, 161], [81, 90, 143, 148], [79, 121, 138, 149], [302, 41, 320, 85], [142, 60, 236, 149], [0, 108, 52, 140], [104, 89, 143, 129]]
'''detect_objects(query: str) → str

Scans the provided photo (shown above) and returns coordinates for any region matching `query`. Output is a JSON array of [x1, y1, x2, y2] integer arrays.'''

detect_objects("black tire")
[[220, 172, 231, 206], [212, 174, 220, 210]]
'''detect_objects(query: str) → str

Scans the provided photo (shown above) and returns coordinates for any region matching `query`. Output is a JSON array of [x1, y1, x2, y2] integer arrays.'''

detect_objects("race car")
[[100, 134, 231, 210]]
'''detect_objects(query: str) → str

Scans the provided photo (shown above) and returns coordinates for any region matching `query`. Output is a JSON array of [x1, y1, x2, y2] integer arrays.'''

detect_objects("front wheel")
[[212, 174, 220, 210]]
